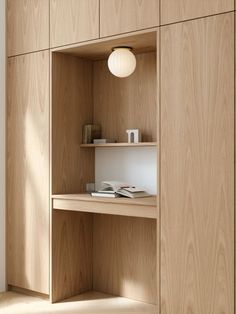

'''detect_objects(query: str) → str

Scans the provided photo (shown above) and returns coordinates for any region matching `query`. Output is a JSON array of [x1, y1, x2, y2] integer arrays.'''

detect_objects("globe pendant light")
[[108, 47, 136, 78]]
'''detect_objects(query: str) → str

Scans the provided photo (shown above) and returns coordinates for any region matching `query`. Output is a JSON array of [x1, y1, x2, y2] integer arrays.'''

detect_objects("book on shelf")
[[91, 181, 151, 199], [93, 139, 116, 144], [91, 191, 119, 198]]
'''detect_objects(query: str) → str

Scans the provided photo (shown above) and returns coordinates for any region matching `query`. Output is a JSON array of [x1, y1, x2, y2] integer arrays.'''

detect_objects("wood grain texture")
[[93, 215, 157, 304], [93, 52, 157, 142], [156, 30, 160, 313], [50, 0, 99, 48], [7, 51, 50, 294], [0, 291, 157, 313], [8, 286, 49, 299], [7, 0, 49, 56], [161, 0, 234, 25], [51, 210, 93, 302], [53, 29, 157, 60], [51, 53, 94, 194], [52, 194, 156, 206], [80, 142, 157, 147], [52, 194, 157, 219], [161, 13, 234, 314], [100, 0, 159, 37]]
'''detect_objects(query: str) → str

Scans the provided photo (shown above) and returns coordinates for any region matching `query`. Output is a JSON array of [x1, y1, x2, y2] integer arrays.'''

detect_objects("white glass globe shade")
[[108, 48, 136, 78]]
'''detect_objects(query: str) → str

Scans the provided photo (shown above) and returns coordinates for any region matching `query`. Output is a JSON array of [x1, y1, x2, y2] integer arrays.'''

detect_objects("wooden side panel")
[[51, 210, 93, 302], [93, 215, 157, 304], [51, 53, 94, 194], [161, 13, 234, 314], [7, 0, 49, 56], [100, 0, 159, 37], [50, 0, 99, 48], [161, 0, 234, 25], [93, 52, 157, 142], [7, 51, 50, 294]]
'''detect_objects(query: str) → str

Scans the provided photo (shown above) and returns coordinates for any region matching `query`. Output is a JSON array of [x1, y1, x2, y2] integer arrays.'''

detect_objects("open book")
[[91, 181, 151, 198]]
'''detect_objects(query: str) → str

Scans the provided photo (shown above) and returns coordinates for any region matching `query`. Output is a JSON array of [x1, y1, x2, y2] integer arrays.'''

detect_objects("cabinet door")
[[7, 51, 50, 294], [100, 0, 159, 37], [7, 0, 49, 56], [161, 0, 234, 25], [161, 13, 234, 314], [50, 0, 99, 48]]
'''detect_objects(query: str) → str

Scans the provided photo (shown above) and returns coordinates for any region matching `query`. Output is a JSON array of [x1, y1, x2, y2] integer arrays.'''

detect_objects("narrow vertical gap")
[[158, 30, 162, 314], [49, 0, 50, 48], [4, 0, 7, 293], [99, 0, 101, 38], [92, 213, 94, 291], [158, 1, 162, 313], [48, 0, 52, 301], [234, 9, 235, 314]]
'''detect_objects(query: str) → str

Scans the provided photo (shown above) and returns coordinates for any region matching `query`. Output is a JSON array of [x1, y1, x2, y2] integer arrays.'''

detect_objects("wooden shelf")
[[52, 194, 157, 219], [80, 142, 157, 148]]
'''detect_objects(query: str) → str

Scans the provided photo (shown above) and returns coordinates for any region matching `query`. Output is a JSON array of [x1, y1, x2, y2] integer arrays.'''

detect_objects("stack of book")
[[91, 181, 151, 199]]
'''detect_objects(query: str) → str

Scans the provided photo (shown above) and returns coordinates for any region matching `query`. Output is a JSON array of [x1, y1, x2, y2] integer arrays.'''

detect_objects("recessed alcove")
[[51, 29, 159, 311]]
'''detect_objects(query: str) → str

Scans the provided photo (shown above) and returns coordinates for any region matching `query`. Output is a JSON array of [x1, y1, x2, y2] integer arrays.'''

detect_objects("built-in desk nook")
[[50, 29, 158, 308]]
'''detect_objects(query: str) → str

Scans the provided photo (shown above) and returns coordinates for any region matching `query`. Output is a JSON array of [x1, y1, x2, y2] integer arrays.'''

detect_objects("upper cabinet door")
[[100, 0, 159, 37], [161, 0, 234, 24], [7, 0, 49, 57], [161, 13, 234, 314], [50, 0, 99, 48]]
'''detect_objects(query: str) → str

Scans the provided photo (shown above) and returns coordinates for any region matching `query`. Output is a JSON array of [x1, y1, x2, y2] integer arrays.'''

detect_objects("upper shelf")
[[52, 28, 157, 60], [80, 142, 157, 148], [52, 194, 157, 219]]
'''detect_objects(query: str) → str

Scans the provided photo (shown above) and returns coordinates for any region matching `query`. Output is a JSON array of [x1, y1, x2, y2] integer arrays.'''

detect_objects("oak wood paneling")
[[51, 53, 94, 194], [93, 214, 157, 304], [93, 52, 157, 142], [51, 210, 93, 302], [52, 194, 157, 219], [100, 0, 159, 37], [161, 13, 234, 314], [7, 0, 49, 56], [80, 142, 157, 147], [7, 51, 50, 294], [50, 0, 99, 48], [53, 29, 157, 60], [161, 0, 234, 25]]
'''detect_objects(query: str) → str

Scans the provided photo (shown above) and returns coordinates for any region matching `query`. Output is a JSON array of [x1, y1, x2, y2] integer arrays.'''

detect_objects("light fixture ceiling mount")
[[108, 46, 136, 78]]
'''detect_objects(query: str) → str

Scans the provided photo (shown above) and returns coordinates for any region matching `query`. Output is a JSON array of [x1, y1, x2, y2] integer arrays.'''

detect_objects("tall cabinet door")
[[160, 13, 234, 314], [7, 51, 50, 294]]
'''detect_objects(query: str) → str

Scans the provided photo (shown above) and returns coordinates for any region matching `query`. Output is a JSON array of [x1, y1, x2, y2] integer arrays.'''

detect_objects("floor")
[[0, 291, 156, 314]]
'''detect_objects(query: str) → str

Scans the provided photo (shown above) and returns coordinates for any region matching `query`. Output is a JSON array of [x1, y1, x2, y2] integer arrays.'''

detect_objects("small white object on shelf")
[[126, 129, 141, 144]]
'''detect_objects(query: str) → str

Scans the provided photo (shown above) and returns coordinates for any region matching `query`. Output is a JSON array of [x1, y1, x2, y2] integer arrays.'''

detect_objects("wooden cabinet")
[[7, 0, 49, 56], [160, 13, 234, 314], [50, 0, 99, 48], [161, 0, 234, 25], [7, 51, 50, 294], [100, 0, 159, 37], [5, 0, 235, 309]]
